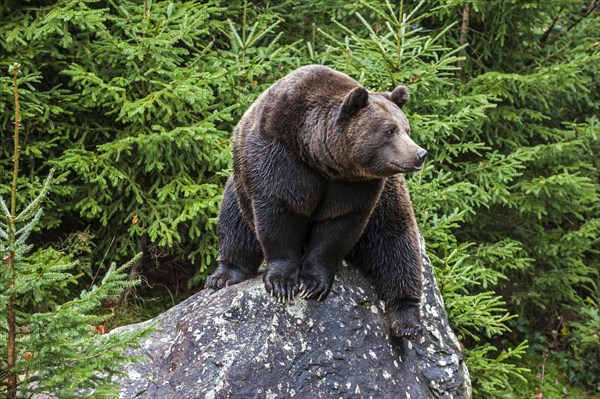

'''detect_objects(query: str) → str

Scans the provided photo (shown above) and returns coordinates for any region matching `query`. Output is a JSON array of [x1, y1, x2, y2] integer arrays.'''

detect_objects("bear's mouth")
[[389, 162, 423, 173]]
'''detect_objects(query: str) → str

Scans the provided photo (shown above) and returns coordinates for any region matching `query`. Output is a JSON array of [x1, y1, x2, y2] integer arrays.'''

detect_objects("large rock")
[[116, 236, 471, 398]]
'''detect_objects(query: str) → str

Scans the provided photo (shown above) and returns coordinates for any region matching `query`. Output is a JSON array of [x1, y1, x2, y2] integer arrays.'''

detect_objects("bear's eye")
[[386, 128, 397, 137]]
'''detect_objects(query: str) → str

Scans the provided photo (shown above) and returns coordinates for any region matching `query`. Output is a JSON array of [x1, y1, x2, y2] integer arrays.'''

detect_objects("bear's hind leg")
[[205, 180, 263, 290], [347, 177, 423, 339]]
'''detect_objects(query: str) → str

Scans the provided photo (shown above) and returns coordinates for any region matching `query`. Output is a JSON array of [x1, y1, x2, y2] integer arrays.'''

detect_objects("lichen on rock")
[[114, 236, 471, 399]]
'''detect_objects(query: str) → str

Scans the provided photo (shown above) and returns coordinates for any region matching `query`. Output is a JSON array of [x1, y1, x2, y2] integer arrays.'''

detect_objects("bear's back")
[[235, 65, 359, 142], [268, 65, 358, 111]]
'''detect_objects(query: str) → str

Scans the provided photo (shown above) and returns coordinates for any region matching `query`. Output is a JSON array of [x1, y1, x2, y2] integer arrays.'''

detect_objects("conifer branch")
[[396, 0, 404, 63], [540, 10, 562, 44], [457, 2, 471, 80], [11, 64, 20, 220], [567, 0, 598, 31], [15, 170, 54, 223], [241, 0, 248, 89], [6, 61, 20, 399], [0, 196, 9, 218], [459, 3, 471, 48]]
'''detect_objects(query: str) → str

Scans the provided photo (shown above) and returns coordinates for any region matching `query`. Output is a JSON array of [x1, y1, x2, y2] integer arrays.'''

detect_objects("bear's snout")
[[416, 148, 428, 164]]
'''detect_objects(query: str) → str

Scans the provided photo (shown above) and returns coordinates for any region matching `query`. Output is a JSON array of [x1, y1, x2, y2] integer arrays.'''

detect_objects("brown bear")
[[205, 65, 426, 338]]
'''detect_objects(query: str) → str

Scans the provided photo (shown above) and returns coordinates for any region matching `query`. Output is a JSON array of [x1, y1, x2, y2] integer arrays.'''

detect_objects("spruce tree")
[[1, 63, 150, 399], [0, 1, 295, 285], [319, 0, 598, 394], [309, 2, 531, 395], [1, 0, 597, 396], [414, 0, 599, 392]]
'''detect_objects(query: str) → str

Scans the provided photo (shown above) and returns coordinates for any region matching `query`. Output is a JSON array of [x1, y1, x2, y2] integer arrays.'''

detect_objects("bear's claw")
[[390, 322, 423, 339], [205, 263, 252, 290], [387, 303, 423, 340], [265, 279, 299, 302], [263, 261, 300, 302], [298, 275, 333, 301]]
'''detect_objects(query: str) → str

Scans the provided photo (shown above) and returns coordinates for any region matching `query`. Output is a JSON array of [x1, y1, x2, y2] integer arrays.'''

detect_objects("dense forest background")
[[0, 0, 598, 397]]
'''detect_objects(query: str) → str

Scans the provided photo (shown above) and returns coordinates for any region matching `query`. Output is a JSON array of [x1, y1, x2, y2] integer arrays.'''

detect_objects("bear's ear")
[[390, 85, 409, 109], [342, 87, 369, 115]]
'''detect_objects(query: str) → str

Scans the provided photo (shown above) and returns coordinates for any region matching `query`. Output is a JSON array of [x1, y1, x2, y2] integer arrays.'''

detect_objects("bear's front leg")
[[252, 196, 309, 302], [299, 213, 371, 301], [300, 180, 385, 301]]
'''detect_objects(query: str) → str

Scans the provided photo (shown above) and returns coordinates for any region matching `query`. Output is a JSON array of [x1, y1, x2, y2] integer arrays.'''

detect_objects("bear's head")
[[336, 85, 427, 178]]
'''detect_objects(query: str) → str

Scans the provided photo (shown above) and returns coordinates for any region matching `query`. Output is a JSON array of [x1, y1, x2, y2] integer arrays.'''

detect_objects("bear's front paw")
[[387, 303, 423, 340], [263, 261, 300, 302], [205, 263, 252, 290], [298, 262, 334, 301]]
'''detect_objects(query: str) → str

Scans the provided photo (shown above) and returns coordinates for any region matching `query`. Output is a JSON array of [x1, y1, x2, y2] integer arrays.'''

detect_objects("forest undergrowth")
[[0, 1, 598, 397]]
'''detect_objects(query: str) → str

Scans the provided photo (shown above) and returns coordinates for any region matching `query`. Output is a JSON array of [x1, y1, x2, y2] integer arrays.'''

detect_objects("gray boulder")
[[116, 236, 471, 398]]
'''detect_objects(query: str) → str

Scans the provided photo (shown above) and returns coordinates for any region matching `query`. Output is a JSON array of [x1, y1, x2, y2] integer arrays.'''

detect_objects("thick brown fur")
[[205, 65, 427, 338]]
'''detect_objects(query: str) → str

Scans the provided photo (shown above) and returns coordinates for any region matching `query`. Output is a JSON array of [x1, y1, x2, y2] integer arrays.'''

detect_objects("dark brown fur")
[[205, 65, 426, 338]]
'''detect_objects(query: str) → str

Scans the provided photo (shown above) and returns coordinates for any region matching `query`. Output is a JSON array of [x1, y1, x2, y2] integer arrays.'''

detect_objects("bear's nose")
[[416, 148, 428, 163]]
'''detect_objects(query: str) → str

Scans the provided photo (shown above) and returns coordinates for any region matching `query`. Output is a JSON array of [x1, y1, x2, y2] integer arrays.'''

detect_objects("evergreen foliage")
[[1, 0, 598, 397], [1, 63, 150, 398], [411, 0, 599, 393], [0, 0, 295, 282], [309, 2, 530, 394]]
